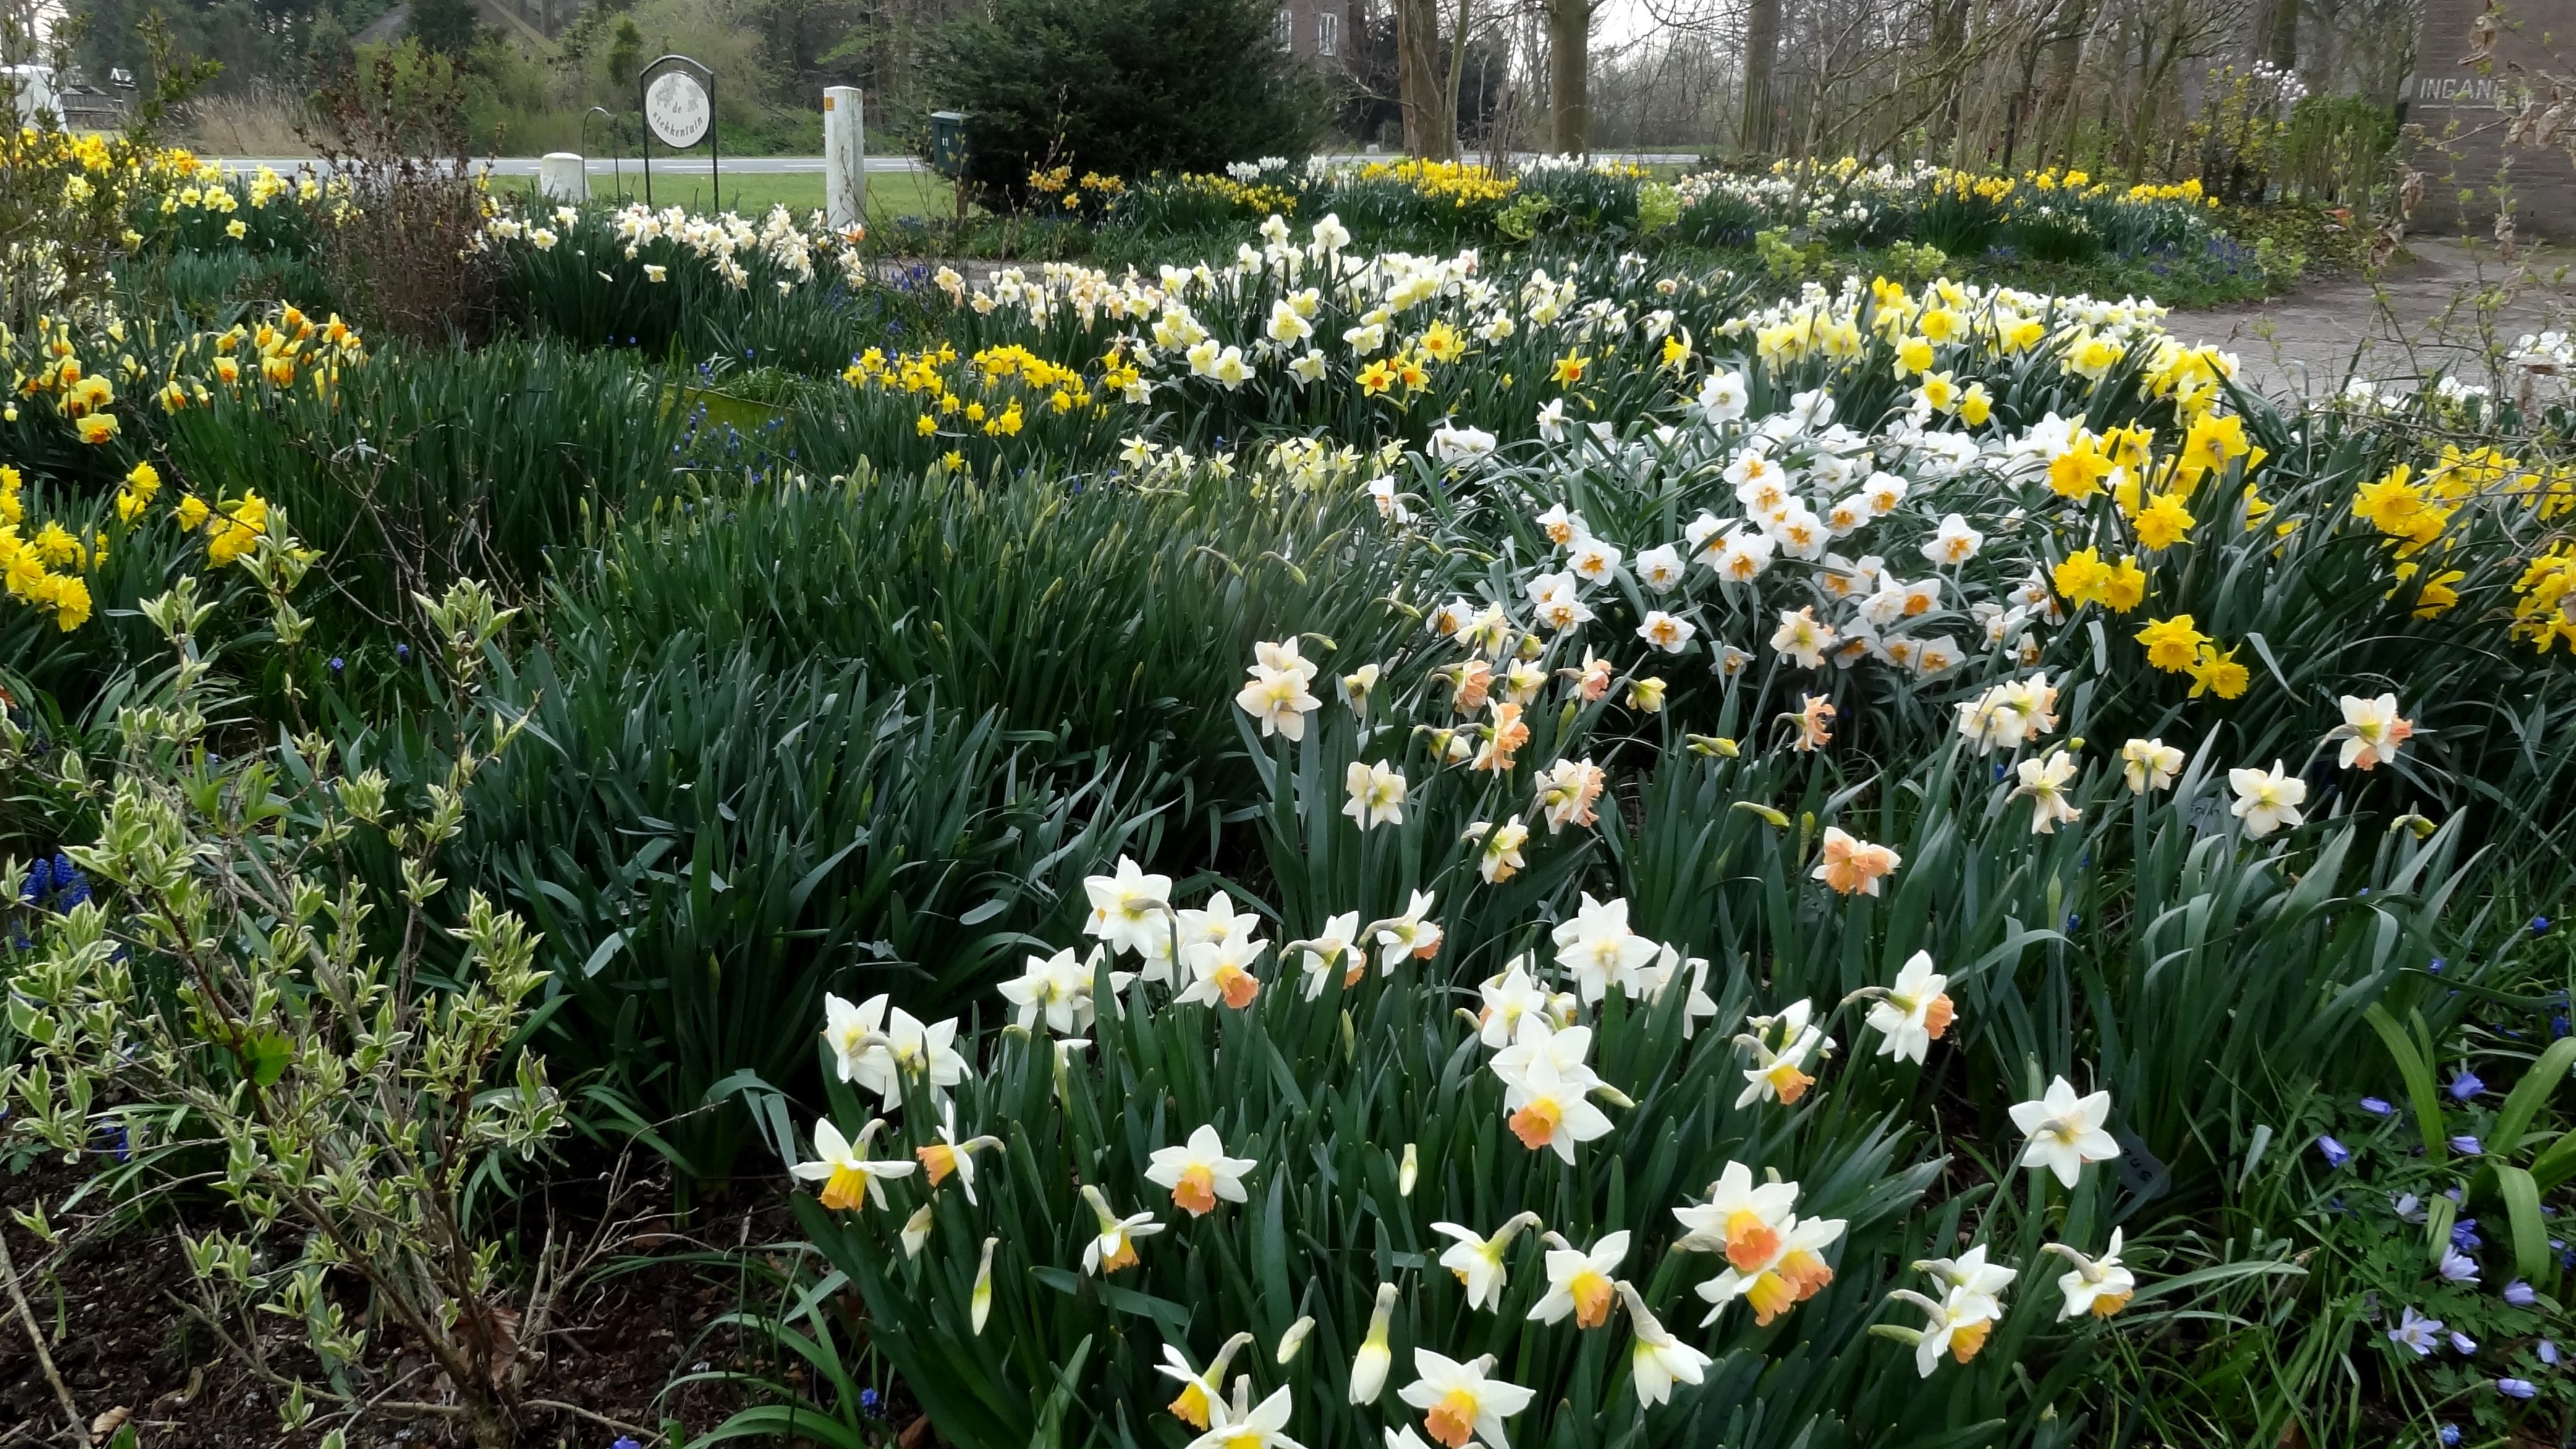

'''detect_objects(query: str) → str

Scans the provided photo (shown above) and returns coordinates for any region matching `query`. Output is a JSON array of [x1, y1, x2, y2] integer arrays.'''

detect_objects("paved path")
[[2164, 237, 2576, 400]]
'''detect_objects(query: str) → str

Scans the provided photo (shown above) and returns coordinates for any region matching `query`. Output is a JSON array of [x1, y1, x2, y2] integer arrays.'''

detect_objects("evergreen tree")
[[407, 0, 483, 57], [925, 0, 1323, 203]]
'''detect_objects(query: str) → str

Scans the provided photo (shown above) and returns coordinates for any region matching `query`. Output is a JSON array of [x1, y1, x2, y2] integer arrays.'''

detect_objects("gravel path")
[[2162, 237, 2576, 400]]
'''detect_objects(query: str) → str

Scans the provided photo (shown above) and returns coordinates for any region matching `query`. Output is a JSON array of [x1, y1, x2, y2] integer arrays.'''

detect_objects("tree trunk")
[[1396, 0, 1457, 159], [1929, 0, 1967, 148], [1547, 0, 1589, 154], [1738, 0, 1780, 156]]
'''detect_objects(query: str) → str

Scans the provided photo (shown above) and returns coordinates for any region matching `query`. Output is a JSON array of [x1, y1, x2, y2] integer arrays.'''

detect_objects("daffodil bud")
[[900, 1202, 934, 1259], [971, 1236, 997, 1333], [1349, 1282, 1398, 1405], [1276, 1315, 1315, 1365], [1399, 1143, 1418, 1197], [1732, 801, 1790, 827]]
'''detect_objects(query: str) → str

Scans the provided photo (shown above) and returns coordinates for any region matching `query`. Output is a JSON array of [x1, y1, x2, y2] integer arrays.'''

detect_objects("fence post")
[[824, 86, 866, 232]]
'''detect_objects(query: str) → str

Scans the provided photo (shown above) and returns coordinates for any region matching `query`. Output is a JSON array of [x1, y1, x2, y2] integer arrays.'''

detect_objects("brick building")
[[1273, 0, 1351, 63], [2407, 0, 2576, 237]]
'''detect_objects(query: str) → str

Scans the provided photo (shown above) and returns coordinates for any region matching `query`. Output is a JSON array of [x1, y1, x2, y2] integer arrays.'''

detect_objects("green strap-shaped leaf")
[[2491, 1037, 2576, 1157], [2363, 1004, 2446, 1167], [2498, 1165, 2551, 1283]]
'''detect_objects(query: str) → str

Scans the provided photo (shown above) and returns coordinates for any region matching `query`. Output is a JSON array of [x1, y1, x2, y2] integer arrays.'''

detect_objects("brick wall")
[[2407, 0, 2576, 237]]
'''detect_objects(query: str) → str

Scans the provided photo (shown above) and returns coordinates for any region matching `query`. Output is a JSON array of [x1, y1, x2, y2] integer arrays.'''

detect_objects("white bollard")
[[537, 151, 587, 203], [824, 86, 866, 233]]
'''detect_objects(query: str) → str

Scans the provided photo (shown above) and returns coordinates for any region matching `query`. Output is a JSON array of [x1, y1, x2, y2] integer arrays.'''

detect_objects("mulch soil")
[[0, 1146, 849, 1449]]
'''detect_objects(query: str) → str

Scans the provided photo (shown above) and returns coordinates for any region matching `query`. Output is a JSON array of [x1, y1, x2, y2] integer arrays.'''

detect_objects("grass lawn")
[[492, 166, 964, 224]]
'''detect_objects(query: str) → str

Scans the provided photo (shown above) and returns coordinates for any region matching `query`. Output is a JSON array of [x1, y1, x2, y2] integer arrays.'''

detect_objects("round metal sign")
[[643, 70, 711, 149]]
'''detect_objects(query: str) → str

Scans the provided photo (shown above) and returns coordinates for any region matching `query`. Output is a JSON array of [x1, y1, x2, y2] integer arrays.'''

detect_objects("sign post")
[[638, 55, 717, 211]]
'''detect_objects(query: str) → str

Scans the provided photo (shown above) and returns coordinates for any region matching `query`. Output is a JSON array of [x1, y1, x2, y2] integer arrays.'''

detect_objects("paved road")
[[2164, 237, 2576, 399]]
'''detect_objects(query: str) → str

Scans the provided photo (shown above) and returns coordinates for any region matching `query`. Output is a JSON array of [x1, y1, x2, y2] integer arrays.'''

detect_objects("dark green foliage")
[[924, 0, 1324, 203]]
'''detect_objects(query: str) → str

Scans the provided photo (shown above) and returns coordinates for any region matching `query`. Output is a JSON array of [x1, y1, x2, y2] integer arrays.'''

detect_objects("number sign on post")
[[637, 56, 718, 211]]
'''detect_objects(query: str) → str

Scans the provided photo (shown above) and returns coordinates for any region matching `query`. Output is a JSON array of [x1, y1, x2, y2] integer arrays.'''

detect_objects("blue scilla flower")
[[2317, 1135, 2352, 1168], [2502, 1280, 2536, 1306], [858, 1388, 883, 1418], [2438, 1424, 2460, 1446], [2360, 1096, 2395, 1116], [2453, 1218, 2483, 1251], [2451, 1068, 2485, 1100]]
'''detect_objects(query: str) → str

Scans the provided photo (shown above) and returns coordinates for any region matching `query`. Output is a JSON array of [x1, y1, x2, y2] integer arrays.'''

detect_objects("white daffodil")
[[1080, 1183, 1164, 1275], [998, 945, 1128, 1035], [2010, 1075, 2119, 1187], [1636, 609, 1696, 653], [1176, 932, 1266, 1010], [2119, 737, 2183, 794], [1145, 1124, 1259, 1216], [1156, 1331, 1255, 1429], [1084, 856, 1174, 960], [900, 1202, 934, 1257], [1375, 889, 1445, 967], [1770, 606, 1836, 668], [1296, 911, 1365, 999], [790, 1117, 917, 1210], [1633, 543, 1686, 593], [1345, 759, 1409, 829], [1862, 950, 1955, 1065], [1616, 1281, 1711, 1407], [2041, 1228, 2137, 1319], [1476, 958, 1551, 1047], [821, 991, 891, 1086], [2012, 748, 2083, 834], [2327, 693, 2413, 771], [1528, 1230, 1629, 1328], [2227, 760, 2307, 839], [1184, 1385, 1307, 1449], [1399, 1350, 1535, 1449], [1433, 1210, 1543, 1311], [1549, 893, 1662, 1003]]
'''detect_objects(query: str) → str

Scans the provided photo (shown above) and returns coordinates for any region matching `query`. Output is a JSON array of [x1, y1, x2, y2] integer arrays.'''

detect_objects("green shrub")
[[924, 0, 1323, 206]]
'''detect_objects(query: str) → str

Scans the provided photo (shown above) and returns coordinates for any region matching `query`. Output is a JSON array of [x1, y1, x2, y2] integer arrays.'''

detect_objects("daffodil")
[[1616, 1282, 1711, 1407], [2120, 737, 2184, 793], [1146, 1125, 1258, 1216], [914, 1102, 1001, 1203], [1374, 889, 1445, 966], [1684, 1166, 1845, 1328], [2227, 760, 2307, 838], [820, 991, 891, 1086], [1080, 1183, 1164, 1275], [1184, 1384, 1307, 1449], [1528, 1231, 1629, 1328], [1434, 1210, 1543, 1311], [1157, 1331, 1255, 1428], [972, 1236, 998, 1333], [790, 1117, 917, 1210], [1399, 1350, 1535, 1449], [1467, 816, 1532, 884], [1084, 856, 1174, 961], [1861, 951, 1955, 1064], [1177, 932, 1266, 1009], [1769, 606, 1836, 668], [1811, 826, 1901, 896], [998, 945, 1128, 1034], [2042, 1229, 2136, 1319], [2010, 1075, 2118, 1187], [1887, 1282, 2007, 1377], [1734, 1008, 1826, 1107], [2012, 748, 2083, 834], [1549, 893, 1659, 1002], [1488, 1019, 1614, 1162], [1344, 759, 1408, 829], [1294, 911, 1365, 998], [2327, 693, 2413, 770]]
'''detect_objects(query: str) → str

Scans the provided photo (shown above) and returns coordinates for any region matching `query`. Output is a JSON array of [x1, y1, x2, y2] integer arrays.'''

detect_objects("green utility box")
[[926, 111, 969, 179]]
